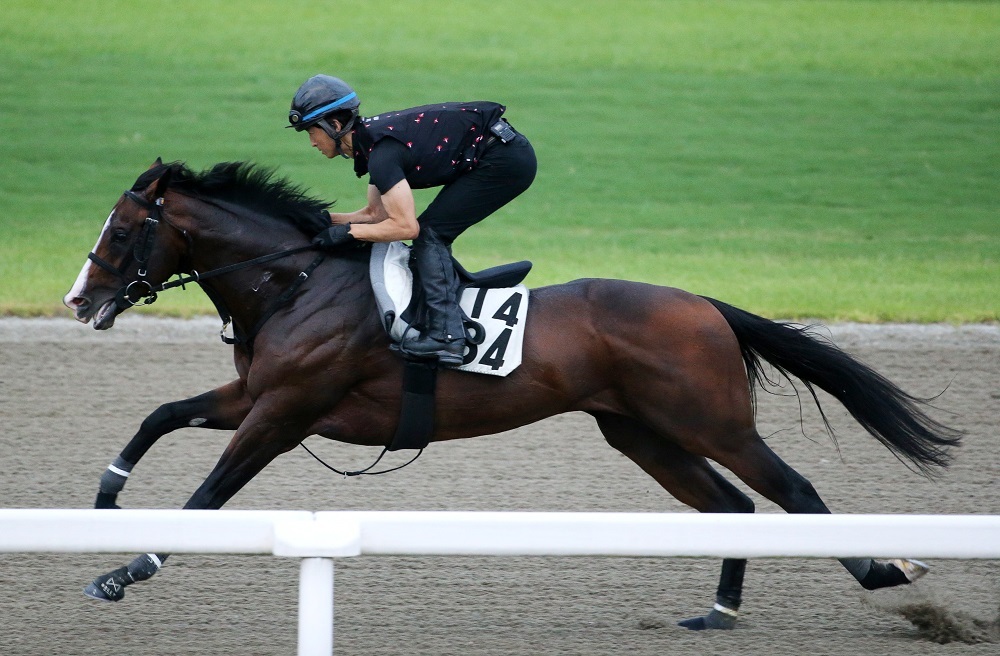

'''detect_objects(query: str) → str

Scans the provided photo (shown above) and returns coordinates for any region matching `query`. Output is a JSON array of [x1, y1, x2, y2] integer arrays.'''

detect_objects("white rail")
[[3, 510, 1000, 655]]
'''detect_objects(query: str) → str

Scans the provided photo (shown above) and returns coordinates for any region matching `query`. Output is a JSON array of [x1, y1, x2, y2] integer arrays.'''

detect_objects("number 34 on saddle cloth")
[[369, 242, 531, 376]]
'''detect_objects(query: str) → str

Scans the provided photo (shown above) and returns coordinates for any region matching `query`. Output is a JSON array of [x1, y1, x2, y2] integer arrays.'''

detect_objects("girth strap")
[[387, 360, 438, 451]]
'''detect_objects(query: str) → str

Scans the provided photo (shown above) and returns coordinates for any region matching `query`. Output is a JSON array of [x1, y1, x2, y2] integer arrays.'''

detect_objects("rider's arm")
[[329, 139, 420, 241], [328, 184, 388, 225], [347, 180, 419, 242]]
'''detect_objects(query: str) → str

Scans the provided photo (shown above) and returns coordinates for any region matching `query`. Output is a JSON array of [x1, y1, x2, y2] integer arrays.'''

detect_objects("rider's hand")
[[312, 223, 355, 250]]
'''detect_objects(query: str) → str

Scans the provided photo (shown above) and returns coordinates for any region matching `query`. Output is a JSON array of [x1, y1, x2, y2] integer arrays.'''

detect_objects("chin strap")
[[316, 113, 357, 159]]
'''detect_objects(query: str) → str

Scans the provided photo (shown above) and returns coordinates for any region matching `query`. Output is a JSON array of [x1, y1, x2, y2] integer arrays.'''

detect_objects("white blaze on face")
[[63, 210, 114, 307]]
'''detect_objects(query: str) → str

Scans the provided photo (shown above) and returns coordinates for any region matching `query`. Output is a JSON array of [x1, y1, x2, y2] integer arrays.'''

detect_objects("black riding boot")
[[403, 229, 466, 366]]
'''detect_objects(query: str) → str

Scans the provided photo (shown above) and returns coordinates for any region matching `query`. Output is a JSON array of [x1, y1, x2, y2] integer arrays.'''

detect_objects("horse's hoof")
[[94, 492, 121, 509], [892, 558, 929, 583], [678, 608, 738, 631], [860, 558, 927, 590], [83, 567, 128, 602], [83, 582, 116, 601]]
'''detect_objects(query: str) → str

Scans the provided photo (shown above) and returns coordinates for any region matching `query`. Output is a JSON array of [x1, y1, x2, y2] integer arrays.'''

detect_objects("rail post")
[[272, 513, 362, 655], [298, 557, 335, 656]]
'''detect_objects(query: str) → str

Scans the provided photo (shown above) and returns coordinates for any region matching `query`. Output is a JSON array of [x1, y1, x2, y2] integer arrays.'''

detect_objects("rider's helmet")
[[287, 75, 360, 153]]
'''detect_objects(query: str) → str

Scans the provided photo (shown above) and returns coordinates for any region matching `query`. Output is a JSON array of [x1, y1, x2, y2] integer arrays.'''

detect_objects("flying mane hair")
[[130, 161, 334, 237]]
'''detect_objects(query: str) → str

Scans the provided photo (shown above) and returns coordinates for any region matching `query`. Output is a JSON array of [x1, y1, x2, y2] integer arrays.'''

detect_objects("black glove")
[[312, 223, 355, 250]]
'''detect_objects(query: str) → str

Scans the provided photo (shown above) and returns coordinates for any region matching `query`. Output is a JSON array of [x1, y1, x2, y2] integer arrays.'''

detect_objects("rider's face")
[[307, 121, 354, 159], [307, 126, 337, 158]]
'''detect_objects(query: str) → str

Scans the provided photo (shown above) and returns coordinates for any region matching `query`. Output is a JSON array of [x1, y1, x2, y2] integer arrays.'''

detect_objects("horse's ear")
[[148, 157, 163, 170], [141, 161, 172, 199], [152, 165, 172, 198]]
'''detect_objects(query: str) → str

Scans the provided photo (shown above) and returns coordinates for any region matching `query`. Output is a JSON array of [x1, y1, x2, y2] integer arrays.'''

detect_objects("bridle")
[[89, 188, 420, 477], [87, 189, 324, 351], [87, 190, 188, 311]]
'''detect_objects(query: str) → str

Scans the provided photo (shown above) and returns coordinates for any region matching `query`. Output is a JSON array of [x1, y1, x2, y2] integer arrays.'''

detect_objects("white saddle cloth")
[[370, 242, 529, 377]]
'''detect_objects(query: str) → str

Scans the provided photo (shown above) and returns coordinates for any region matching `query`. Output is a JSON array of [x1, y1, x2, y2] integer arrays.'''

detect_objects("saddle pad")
[[370, 242, 529, 377]]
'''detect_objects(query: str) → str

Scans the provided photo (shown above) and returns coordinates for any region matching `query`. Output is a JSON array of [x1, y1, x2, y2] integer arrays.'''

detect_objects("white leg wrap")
[[99, 456, 135, 495], [107, 464, 131, 478]]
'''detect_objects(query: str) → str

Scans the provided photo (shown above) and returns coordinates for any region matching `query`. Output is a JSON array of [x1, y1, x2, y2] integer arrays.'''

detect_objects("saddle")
[[370, 242, 531, 376], [369, 242, 532, 451]]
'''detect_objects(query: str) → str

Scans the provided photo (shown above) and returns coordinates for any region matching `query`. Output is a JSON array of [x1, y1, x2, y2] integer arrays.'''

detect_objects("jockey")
[[288, 75, 537, 365], [288, 74, 537, 365]]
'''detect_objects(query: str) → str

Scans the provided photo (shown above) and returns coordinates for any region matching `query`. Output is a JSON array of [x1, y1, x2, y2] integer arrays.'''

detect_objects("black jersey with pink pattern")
[[351, 101, 507, 190]]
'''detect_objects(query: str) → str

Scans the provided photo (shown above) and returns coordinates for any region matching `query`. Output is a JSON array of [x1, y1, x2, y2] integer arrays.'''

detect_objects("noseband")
[[87, 189, 324, 351], [87, 190, 191, 311]]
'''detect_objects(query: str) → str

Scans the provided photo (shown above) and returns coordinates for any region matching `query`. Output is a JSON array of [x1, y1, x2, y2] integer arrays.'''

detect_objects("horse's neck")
[[181, 198, 374, 336]]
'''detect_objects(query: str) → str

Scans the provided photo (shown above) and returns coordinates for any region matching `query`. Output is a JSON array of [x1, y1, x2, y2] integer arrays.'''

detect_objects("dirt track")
[[0, 317, 998, 655]]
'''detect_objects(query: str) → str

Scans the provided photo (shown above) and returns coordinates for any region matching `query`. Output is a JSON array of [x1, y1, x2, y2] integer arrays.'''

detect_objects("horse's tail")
[[701, 296, 961, 473]]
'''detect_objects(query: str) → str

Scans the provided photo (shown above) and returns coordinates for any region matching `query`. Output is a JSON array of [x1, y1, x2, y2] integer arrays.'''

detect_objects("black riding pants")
[[416, 134, 537, 245]]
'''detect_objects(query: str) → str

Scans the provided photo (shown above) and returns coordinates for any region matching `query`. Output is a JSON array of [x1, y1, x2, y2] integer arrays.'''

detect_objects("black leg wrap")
[[83, 566, 130, 602], [679, 558, 743, 630], [83, 554, 162, 602], [715, 558, 745, 610], [126, 554, 161, 582], [95, 456, 134, 509]]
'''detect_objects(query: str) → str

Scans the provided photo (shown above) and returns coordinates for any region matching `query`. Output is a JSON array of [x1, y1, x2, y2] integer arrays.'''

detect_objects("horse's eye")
[[111, 230, 128, 243]]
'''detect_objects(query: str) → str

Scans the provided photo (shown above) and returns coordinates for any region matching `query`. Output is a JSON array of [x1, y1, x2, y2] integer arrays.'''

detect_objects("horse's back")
[[527, 277, 734, 345], [522, 278, 745, 388]]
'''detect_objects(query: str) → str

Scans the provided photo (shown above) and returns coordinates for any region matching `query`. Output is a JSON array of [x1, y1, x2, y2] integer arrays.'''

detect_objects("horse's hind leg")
[[712, 429, 925, 591], [593, 413, 754, 630], [94, 379, 252, 509]]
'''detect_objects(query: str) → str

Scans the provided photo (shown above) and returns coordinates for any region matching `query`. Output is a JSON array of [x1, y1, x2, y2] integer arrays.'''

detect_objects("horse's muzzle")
[[63, 293, 119, 329], [92, 298, 122, 330]]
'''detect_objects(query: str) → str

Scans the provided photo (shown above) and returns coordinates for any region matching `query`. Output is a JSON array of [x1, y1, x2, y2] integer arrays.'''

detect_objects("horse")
[[63, 159, 960, 629]]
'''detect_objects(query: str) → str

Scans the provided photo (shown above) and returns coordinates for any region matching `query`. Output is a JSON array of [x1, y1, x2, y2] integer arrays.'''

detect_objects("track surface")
[[0, 318, 997, 655]]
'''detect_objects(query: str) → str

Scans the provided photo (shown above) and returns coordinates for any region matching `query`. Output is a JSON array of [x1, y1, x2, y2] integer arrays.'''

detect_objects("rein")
[[90, 190, 325, 350], [92, 188, 426, 478], [171, 246, 325, 349]]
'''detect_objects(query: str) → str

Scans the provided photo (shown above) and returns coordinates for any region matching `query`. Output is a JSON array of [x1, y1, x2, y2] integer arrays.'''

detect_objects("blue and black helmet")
[[288, 75, 360, 132]]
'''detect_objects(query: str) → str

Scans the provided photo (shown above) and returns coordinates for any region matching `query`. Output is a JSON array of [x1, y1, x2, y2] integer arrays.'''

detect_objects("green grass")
[[1, 0, 997, 321]]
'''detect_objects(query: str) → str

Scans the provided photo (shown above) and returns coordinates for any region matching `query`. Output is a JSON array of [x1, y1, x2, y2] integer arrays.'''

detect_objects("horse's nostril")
[[69, 297, 90, 311]]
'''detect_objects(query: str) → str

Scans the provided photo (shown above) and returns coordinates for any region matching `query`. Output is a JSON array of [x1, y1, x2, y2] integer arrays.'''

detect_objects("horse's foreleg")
[[593, 413, 754, 630], [180, 412, 307, 510], [86, 402, 309, 602], [95, 379, 252, 509]]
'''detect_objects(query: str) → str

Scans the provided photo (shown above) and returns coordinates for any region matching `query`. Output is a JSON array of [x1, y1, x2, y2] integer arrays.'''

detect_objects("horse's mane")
[[131, 161, 333, 237]]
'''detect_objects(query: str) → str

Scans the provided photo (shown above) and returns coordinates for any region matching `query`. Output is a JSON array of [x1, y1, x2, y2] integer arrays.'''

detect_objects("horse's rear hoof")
[[860, 558, 930, 590], [678, 608, 738, 630], [83, 567, 128, 602], [892, 558, 929, 583]]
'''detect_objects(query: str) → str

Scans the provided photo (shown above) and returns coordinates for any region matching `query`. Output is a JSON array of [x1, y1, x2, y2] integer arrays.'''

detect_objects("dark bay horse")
[[64, 160, 959, 629]]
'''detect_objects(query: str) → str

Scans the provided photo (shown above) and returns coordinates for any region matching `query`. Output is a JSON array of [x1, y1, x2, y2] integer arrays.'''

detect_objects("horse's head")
[[63, 159, 190, 329]]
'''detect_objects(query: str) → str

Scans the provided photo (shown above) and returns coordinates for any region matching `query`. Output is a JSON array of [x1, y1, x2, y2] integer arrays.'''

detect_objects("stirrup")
[[398, 336, 465, 365]]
